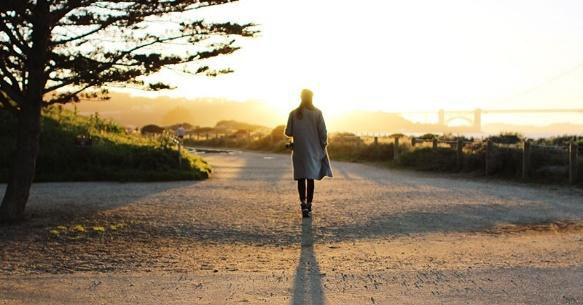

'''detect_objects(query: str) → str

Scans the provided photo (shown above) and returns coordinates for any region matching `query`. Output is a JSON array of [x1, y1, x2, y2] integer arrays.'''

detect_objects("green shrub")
[[0, 108, 210, 182], [485, 146, 522, 177], [327, 142, 394, 162], [399, 147, 457, 171], [487, 132, 524, 144], [419, 133, 438, 140], [462, 149, 485, 173], [535, 135, 578, 146], [182, 123, 582, 186]]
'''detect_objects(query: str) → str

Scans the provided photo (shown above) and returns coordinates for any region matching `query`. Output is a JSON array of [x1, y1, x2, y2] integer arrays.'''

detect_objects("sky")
[[130, 0, 583, 125]]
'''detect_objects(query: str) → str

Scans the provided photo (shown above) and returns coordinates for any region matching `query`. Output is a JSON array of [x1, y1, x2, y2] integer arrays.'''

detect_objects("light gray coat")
[[285, 107, 333, 180]]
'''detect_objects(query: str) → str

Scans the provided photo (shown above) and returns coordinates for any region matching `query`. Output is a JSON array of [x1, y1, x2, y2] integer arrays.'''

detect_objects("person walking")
[[285, 89, 333, 217]]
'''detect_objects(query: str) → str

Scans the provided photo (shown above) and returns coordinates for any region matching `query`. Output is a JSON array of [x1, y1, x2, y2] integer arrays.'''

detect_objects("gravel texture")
[[1, 150, 583, 304]]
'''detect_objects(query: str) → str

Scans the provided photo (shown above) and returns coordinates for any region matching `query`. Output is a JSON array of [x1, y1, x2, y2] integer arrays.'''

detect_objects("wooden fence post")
[[570, 141, 578, 184], [485, 140, 493, 176], [374, 136, 378, 145], [432, 138, 438, 151], [522, 140, 531, 179], [411, 137, 416, 147], [456, 138, 463, 170], [393, 137, 400, 161]]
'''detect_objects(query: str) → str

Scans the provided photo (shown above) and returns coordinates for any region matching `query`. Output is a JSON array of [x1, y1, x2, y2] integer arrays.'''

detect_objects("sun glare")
[[132, 0, 583, 127]]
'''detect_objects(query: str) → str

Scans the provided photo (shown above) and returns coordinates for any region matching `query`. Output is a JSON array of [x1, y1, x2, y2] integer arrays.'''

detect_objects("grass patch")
[[0, 108, 211, 182]]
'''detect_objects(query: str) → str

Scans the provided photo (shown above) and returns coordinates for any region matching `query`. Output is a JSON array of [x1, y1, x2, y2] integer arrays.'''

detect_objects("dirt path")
[[2, 150, 583, 304]]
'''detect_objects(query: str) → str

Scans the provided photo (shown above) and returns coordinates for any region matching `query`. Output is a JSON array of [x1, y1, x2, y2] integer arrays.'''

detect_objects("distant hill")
[[65, 92, 284, 128], [328, 111, 414, 133], [64, 92, 583, 135], [215, 120, 269, 132], [65, 92, 423, 132]]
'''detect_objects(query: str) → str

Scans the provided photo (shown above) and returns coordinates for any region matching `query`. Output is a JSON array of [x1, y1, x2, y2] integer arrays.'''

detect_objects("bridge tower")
[[438, 109, 445, 126], [473, 108, 482, 131]]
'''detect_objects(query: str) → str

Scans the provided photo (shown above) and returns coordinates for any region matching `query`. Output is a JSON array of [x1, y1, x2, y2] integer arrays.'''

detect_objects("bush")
[[484, 146, 522, 177], [182, 123, 582, 186], [186, 124, 291, 153], [534, 135, 578, 146], [419, 133, 438, 140], [0, 108, 211, 182], [487, 132, 524, 144], [462, 148, 485, 173], [399, 147, 457, 171], [327, 142, 394, 162]]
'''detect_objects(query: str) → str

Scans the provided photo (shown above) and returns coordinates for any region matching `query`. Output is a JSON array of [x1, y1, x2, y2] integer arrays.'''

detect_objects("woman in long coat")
[[285, 89, 333, 217]]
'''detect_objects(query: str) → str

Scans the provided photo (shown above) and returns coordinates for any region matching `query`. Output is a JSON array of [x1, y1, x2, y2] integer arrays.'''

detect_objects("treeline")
[[139, 120, 270, 138]]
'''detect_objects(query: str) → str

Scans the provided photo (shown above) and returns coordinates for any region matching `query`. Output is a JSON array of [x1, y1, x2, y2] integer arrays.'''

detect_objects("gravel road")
[[1, 149, 583, 305]]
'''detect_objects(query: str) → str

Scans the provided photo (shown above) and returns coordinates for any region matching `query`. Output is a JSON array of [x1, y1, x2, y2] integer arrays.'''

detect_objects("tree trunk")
[[0, 0, 50, 222], [0, 104, 42, 222]]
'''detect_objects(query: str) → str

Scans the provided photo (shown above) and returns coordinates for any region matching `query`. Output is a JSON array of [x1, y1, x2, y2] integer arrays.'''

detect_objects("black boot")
[[300, 202, 310, 218]]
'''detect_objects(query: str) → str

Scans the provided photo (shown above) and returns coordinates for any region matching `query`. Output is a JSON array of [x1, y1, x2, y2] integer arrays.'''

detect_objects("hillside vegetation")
[[0, 108, 211, 182], [187, 125, 583, 185]]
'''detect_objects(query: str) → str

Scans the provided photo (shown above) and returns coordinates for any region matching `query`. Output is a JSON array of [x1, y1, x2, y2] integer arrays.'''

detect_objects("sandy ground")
[[1, 150, 583, 304]]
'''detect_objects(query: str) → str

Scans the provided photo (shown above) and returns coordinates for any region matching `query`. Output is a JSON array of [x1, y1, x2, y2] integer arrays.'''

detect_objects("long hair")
[[296, 89, 315, 120]]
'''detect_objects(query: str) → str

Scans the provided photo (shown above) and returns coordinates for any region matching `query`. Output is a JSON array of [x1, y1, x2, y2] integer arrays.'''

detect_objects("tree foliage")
[[0, 0, 257, 222], [0, 0, 257, 112]]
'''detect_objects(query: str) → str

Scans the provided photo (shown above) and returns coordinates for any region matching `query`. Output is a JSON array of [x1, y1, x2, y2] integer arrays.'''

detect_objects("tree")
[[0, 0, 256, 222], [140, 124, 165, 135]]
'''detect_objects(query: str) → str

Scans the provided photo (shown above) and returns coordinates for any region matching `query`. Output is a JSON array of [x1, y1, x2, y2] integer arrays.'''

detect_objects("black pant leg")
[[297, 179, 306, 202], [307, 179, 314, 203]]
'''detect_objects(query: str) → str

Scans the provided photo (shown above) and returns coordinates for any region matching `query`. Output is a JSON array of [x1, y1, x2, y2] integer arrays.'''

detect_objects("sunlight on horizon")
[[122, 0, 583, 125]]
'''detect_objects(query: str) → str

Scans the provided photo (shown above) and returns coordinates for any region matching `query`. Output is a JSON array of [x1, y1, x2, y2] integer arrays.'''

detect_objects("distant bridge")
[[395, 108, 583, 132]]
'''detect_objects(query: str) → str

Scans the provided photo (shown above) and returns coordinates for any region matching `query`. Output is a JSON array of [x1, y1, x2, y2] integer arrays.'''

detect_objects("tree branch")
[[50, 0, 96, 23], [44, 80, 101, 105], [0, 92, 19, 113], [0, 42, 27, 63], [51, 21, 117, 46], [4, 0, 258, 106], [0, 19, 30, 54], [0, 79, 24, 106], [0, 59, 22, 92], [10, 23, 30, 51], [45, 33, 204, 94]]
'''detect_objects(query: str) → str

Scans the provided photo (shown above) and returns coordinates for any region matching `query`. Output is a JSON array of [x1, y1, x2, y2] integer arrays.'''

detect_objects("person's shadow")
[[291, 217, 327, 305]]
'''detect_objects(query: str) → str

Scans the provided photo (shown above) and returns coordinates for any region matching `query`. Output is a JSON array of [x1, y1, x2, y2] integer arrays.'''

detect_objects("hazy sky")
[[133, 0, 583, 123]]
